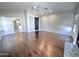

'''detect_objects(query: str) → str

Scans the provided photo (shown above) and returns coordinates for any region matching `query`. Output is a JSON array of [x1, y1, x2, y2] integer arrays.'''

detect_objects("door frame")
[[34, 17, 39, 32]]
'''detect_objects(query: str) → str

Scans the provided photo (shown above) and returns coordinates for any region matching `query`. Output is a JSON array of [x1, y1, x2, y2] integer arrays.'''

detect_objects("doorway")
[[13, 18, 22, 33], [35, 17, 39, 31]]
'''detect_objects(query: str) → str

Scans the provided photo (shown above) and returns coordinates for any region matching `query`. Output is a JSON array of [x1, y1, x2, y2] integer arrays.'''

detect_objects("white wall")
[[22, 10, 28, 32], [75, 7, 79, 26], [0, 17, 4, 36], [72, 24, 78, 45], [0, 17, 15, 36], [26, 11, 39, 33], [0, 10, 26, 35], [0, 10, 26, 32], [72, 7, 79, 45], [0, 10, 24, 17], [2, 17, 14, 35], [40, 11, 75, 36], [0, 9, 75, 36], [0, 9, 39, 33]]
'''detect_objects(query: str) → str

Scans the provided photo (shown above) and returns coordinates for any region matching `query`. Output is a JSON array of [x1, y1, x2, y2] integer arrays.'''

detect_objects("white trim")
[[35, 30, 39, 31], [40, 29, 72, 36]]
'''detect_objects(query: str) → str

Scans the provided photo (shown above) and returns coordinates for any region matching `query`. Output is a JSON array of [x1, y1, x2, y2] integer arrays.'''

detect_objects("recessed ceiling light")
[[42, 16, 47, 20], [41, 13, 43, 15], [49, 10, 52, 13]]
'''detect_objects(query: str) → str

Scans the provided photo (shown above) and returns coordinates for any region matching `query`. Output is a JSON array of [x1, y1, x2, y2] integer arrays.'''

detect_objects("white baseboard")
[[40, 29, 72, 36], [21, 29, 72, 36]]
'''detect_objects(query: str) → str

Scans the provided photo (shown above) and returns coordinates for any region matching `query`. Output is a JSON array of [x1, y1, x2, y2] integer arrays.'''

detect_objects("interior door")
[[35, 17, 39, 31]]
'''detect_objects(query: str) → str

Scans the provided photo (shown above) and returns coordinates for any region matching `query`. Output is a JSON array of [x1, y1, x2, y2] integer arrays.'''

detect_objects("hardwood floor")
[[0, 31, 73, 57]]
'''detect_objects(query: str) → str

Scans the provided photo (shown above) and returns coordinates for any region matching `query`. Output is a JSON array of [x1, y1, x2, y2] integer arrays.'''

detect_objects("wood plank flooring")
[[0, 31, 73, 57]]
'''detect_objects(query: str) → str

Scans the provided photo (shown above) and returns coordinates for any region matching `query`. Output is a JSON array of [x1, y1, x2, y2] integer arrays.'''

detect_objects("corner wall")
[[40, 11, 75, 36], [25, 11, 39, 33]]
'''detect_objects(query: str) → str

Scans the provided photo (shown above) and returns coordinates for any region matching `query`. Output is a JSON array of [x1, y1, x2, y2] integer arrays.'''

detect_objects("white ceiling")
[[0, 2, 78, 16]]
